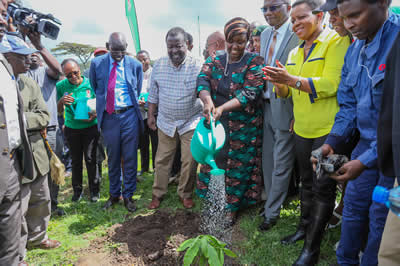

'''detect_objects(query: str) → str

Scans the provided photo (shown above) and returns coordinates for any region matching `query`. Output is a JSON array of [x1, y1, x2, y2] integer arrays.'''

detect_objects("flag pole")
[[198, 15, 201, 58]]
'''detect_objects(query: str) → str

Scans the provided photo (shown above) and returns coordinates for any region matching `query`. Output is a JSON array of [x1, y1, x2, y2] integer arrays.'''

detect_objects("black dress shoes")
[[103, 196, 120, 210], [90, 193, 100, 202], [51, 207, 65, 217], [124, 197, 137, 212], [259, 218, 277, 231]]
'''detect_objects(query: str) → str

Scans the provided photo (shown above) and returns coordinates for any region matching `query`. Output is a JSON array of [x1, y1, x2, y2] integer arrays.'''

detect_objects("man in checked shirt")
[[147, 27, 202, 209]]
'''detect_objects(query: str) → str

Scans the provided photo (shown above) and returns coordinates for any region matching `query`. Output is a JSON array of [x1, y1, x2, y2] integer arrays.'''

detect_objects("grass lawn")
[[26, 155, 340, 265]]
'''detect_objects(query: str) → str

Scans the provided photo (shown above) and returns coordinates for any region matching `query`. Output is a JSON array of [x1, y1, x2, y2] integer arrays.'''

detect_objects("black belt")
[[112, 106, 133, 114], [47, 125, 57, 131], [263, 98, 270, 103]]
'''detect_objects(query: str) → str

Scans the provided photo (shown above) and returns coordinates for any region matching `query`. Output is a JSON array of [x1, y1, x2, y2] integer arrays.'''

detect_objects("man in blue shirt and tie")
[[316, 0, 400, 264], [89, 32, 143, 213]]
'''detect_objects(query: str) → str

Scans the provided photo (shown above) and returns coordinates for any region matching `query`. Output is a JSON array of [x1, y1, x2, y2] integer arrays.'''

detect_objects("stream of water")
[[200, 172, 233, 244]]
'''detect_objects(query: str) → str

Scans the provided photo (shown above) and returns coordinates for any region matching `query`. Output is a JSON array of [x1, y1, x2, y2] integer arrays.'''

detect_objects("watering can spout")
[[205, 154, 218, 170]]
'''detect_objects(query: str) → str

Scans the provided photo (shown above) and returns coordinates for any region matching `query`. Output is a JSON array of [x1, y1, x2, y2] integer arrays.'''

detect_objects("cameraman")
[[25, 29, 65, 217]]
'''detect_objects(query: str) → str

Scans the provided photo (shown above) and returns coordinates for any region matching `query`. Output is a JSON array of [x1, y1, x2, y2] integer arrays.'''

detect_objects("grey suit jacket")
[[0, 56, 35, 201], [260, 23, 299, 130]]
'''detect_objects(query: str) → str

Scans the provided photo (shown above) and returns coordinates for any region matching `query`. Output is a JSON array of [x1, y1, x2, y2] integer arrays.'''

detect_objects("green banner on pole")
[[125, 0, 141, 53]]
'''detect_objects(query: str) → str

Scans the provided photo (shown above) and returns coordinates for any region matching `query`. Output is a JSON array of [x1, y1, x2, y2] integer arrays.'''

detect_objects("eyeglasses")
[[261, 4, 286, 13], [65, 71, 80, 79], [9, 53, 29, 62], [110, 49, 126, 55]]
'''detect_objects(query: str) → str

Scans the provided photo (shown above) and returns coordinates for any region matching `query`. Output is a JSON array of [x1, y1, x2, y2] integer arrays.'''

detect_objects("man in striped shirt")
[[147, 27, 202, 209]]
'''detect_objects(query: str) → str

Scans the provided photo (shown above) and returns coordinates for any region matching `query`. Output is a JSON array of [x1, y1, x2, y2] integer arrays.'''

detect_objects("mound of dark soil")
[[77, 210, 201, 265], [111, 209, 200, 264]]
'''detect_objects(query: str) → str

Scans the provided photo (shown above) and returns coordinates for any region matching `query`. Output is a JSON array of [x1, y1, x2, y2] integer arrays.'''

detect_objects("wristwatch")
[[295, 79, 302, 90]]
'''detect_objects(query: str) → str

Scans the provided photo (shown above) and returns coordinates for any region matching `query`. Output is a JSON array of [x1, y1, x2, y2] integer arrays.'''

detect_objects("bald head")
[[108, 32, 127, 46], [250, 21, 262, 32], [106, 32, 127, 62], [206, 31, 225, 57]]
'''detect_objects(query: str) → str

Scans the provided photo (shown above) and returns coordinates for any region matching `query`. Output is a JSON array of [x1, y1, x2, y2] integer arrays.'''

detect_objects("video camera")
[[7, 3, 61, 40]]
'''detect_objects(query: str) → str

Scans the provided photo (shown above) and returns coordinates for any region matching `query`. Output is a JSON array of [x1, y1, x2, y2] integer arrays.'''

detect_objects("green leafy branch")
[[177, 235, 237, 266]]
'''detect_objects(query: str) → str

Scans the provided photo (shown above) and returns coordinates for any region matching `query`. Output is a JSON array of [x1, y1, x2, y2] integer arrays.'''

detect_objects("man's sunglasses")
[[260, 4, 286, 13], [66, 71, 80, 79]]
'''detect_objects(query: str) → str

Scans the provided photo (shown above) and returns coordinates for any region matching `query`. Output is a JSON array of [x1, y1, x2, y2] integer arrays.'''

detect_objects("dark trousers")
[[57, 115, 72, 172], [0, 159, 21, 266], [294, 133, 337, 204], [102, 108, 139, 199], [47, 128, 60, 210], [64, 125, 100, 195], [139, 118, 158, 172]]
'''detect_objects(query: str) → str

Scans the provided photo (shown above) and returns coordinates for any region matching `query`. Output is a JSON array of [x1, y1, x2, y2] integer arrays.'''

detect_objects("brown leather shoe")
[[180, 197, 195, 209], [39, 239, 61, 249], [148, 196, 161, 209]]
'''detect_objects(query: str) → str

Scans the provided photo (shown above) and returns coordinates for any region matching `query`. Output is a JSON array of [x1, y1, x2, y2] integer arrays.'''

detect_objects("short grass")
[[26, 154, 340, 265]]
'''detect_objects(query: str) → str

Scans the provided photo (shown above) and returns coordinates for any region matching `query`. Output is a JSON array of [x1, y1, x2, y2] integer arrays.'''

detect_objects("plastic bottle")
[[372, 186, 400, 217]]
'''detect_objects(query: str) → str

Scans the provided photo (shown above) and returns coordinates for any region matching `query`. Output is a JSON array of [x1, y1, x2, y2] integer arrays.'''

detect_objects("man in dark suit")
[[259, 0, 299, 231], [377, 31, 400, 266], [0, 1, 34, 264], [89, 32, 143, 212]]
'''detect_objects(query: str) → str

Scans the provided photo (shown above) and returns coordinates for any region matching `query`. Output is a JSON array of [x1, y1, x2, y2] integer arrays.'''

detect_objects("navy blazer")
[[89, 54, 143, 131]]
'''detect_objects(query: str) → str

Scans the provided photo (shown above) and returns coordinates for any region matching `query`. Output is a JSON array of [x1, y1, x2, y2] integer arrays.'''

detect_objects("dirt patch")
[[77, 210, 202, 265], [76, 209, 246, 265]]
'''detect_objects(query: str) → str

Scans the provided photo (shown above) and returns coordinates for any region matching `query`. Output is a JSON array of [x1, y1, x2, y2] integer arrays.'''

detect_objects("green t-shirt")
[[56, 76, 97, 129]]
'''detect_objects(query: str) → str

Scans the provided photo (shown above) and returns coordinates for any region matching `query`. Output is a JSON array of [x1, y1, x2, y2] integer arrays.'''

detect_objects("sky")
[[20, 0, 400, 61], [24, 0, 266, 61]]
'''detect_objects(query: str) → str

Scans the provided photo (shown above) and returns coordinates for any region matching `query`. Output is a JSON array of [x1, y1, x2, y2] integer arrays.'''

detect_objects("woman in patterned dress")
[[196, 17, 265, 223]]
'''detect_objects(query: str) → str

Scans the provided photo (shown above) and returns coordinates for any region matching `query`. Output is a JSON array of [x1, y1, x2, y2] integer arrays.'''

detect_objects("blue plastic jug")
[[372, 185, 400, 217]]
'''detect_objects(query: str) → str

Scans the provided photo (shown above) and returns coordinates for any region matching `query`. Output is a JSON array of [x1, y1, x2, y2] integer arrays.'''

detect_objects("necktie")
[[266, 31, 278, 66], [106, 62, 118, 114]]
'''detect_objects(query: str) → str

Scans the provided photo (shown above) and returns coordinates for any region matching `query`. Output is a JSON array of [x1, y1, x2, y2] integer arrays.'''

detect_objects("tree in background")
[[51, 42, 96, 70]]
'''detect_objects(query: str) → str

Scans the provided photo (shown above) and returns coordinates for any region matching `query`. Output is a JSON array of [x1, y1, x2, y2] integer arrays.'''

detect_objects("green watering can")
[[191, 114, 226, 176], [70, 97, 89, 120], [139, 92, 149, 102]]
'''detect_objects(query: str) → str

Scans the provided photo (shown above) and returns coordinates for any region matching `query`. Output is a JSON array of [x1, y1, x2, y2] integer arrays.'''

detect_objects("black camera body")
[[7, 3, 61, 40]]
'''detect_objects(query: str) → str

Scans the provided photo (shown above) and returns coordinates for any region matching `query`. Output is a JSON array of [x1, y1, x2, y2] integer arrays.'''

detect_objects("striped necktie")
[[266, 31, 278, 66]]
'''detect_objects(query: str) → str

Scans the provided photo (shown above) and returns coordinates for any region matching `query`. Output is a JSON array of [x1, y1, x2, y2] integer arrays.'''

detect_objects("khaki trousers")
[[19, 174, 51, 260], [378, 179, 400, 266], [152, 129, 197, 199]]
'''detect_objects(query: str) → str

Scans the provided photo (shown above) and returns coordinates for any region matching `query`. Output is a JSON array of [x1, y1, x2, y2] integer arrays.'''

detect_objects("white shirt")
[[264, 19, 291, 99], [139, 66, 152, 119], [0, 55, 21, 150], [141, 66, 152, 94]]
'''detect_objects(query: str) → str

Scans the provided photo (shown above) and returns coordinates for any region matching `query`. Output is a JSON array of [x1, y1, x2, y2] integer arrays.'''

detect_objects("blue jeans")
[[102, 108, 139, 199], [337, 140, 395, 265]]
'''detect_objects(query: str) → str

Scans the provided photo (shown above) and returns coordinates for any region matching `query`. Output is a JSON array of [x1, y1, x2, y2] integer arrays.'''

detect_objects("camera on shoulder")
[[7, 3, 61, 40]]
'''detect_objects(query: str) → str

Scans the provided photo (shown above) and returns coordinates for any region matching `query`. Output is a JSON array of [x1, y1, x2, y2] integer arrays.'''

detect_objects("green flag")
[[390, 6, 400, 14], [125, 0, 141, 53]]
